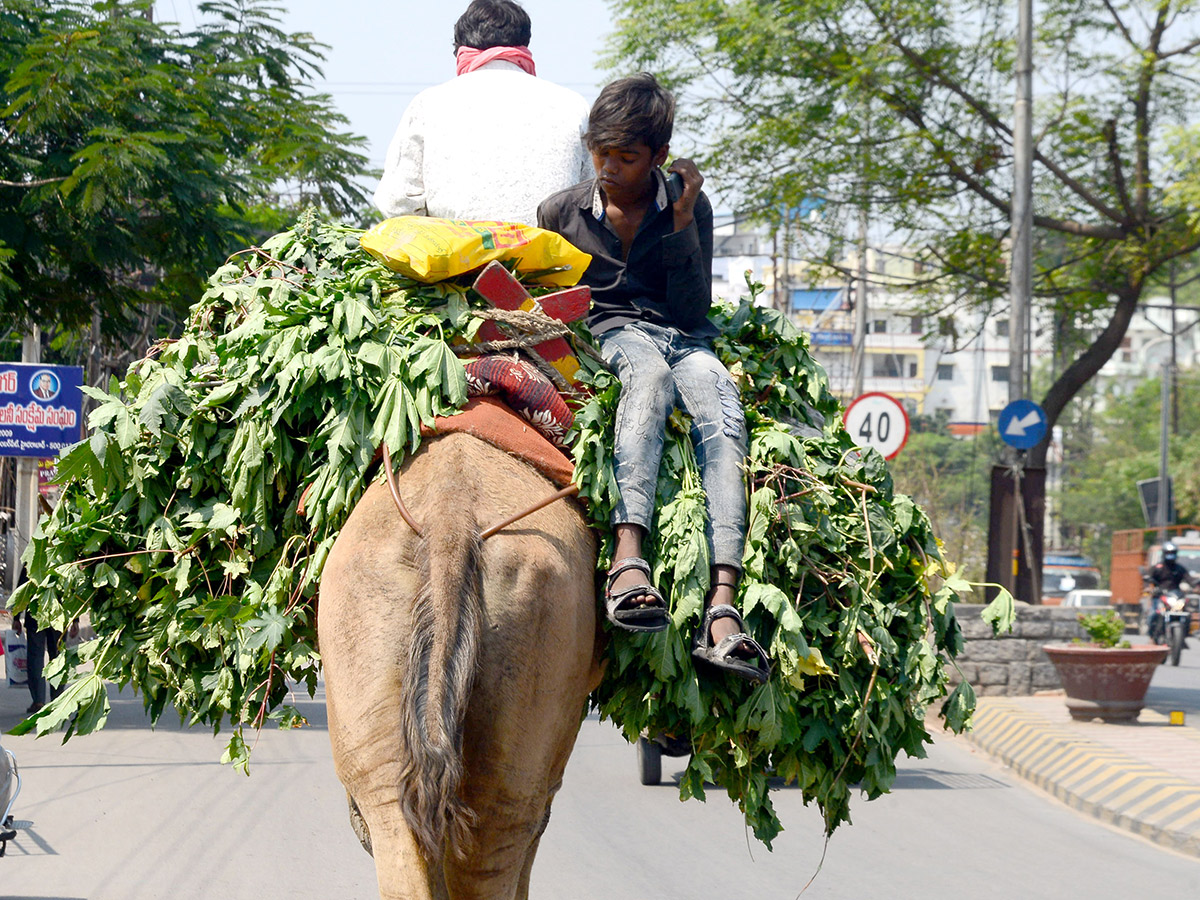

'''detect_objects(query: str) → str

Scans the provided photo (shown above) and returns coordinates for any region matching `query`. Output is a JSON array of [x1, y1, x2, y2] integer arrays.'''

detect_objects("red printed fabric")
[[464, 356, 573, 448]]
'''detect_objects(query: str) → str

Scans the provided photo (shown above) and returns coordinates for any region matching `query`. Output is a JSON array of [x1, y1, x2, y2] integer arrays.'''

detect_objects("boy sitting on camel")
[[538, 74, 769, 684]]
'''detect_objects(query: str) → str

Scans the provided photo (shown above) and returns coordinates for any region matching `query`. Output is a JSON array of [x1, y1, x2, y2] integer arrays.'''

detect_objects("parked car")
[[1042, 553, 1104, 605], [1061, 589, 1113, 608]]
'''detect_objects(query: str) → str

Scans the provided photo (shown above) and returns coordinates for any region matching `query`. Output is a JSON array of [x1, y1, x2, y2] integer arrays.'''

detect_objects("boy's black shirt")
[[537, 172, 716, 338]]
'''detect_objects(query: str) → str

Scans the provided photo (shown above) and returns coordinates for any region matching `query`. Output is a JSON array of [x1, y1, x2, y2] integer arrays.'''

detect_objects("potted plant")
[[1042, 609, 1168, 722]]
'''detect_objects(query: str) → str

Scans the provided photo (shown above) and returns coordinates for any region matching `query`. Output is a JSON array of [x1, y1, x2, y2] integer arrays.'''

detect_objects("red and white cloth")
[[464, 356, 573, 448]]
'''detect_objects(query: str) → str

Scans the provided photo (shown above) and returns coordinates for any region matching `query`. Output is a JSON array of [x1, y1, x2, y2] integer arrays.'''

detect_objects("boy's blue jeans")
[[598, 322, 747, 570]]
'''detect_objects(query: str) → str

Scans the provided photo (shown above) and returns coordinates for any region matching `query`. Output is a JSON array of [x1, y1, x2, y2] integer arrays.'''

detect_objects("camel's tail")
[[397, 490, 484, 860]]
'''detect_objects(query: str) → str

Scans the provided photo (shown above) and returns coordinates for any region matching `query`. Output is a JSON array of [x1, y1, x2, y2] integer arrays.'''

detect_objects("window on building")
[[996, 319, 1010, 338], [872, 319, 888, 334], [991, 365, 1010, 382], [936, 364, 954, 381], [871, 355, 902, 378], [909, 315, 923, 334], [908, 362, 918, 377]]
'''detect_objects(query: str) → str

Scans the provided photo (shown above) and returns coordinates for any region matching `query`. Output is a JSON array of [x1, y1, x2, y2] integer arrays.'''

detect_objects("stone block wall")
[[949, 603, 1088, 696]]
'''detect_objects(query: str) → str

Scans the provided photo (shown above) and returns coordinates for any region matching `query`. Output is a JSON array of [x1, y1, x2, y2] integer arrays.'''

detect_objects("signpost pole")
[[993, 400, 1048, 603], [12, 328, 41, 588]]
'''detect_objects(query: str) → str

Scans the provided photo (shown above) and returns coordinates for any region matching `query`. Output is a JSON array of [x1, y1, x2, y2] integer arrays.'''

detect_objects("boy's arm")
[[373, 99, 427, 218], [662, 190, 714, 332]]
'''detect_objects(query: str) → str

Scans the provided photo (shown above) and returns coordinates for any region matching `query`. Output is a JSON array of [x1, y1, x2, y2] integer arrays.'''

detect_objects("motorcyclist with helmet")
[[1146, 541, 1198, 644]]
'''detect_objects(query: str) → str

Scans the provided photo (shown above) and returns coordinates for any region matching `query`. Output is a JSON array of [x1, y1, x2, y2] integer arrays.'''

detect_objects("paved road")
[[1, 683, 376, 900], [1143, 633, 1200, 721], [3, 681, 1199, 900], [536, 717, 1200, 900]]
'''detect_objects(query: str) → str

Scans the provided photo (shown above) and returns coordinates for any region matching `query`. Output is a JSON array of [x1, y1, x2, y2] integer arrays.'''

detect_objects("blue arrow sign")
[[998, 399, 1048, 449]]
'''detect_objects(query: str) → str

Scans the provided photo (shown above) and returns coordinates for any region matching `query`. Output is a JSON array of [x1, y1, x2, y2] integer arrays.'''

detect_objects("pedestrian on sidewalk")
[[11, 568, 76, 714]]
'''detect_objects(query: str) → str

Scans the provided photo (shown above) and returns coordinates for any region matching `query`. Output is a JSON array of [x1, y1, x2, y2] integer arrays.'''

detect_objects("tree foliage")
[[885, 424, 997, 580], [604, 0, 1200, 460], [1058, 368, 1200, 567], [0, 0, 372, 334]]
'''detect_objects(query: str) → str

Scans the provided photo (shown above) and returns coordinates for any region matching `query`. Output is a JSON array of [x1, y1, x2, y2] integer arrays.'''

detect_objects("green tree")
[[0, 0, 371, 337], [604, 0, 1200, 468], [1058, 369, 1200, 568], [886, 422, 997, 580]]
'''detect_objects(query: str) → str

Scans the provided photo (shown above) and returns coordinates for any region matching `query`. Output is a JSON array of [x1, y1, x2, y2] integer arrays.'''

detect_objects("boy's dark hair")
[[453, 0, 532, 51], [585, 73, 675, 152]]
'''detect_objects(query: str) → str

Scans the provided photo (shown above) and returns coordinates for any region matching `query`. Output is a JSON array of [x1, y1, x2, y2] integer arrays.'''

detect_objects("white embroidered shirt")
[[373, 60, 593, 227]]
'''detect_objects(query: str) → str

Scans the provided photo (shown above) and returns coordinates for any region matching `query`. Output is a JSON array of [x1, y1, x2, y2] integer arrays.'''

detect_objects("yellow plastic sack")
[[360, 217, 591, 287]]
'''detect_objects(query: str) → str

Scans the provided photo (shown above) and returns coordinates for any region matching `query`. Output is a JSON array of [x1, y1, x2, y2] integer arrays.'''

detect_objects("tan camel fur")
[[319, 432, 602, 900]]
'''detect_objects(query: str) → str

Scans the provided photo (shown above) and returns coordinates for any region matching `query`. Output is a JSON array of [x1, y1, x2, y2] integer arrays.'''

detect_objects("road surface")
[[2, 680, 1198, 899]]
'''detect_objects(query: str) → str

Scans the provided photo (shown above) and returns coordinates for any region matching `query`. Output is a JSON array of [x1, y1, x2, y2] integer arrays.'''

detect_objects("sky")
[[153, 0, 617, 172]]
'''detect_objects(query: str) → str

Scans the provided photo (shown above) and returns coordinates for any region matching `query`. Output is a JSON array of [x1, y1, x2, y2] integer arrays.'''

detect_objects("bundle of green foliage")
[[574, 301, 1011, 841], [11, 215, 1011, 845]]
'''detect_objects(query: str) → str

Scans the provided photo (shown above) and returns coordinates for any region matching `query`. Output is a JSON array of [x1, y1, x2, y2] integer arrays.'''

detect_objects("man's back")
[[374, 61, 591, 227]]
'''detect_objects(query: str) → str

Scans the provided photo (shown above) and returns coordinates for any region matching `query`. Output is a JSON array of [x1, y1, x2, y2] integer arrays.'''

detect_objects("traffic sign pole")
[[993, 398, 1048, 604]]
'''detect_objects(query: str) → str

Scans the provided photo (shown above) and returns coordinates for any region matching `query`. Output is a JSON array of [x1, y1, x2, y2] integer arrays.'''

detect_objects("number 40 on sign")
[[843, 392, 910, 460]]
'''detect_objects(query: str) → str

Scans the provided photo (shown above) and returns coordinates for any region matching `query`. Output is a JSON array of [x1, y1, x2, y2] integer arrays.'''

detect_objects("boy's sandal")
[[604, 556, 669, 633], [691, 604, 771, 685]]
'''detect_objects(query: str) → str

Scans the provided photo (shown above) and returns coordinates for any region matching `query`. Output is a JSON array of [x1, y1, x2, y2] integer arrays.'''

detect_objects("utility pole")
[[771, 229, 780, 313], [1158, 361, 1172, 541], [1010, 0, 1033, 406], [851, 206, 869, 398], [987, 0, 1041, 605], [1169, 262, 1179, 434]]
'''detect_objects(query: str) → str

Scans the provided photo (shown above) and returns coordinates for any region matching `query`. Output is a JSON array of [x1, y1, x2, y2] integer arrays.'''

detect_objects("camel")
[[318, 430, 602, 900]]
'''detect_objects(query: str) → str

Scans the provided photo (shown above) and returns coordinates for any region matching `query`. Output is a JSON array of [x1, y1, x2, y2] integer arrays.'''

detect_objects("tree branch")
[[1031, 289, 1141, 466], [0, 176, 66, 188], [1103, 118, 1136, 221], [1101, 0, 1137, 48], [870, 10, 1131, 227], [1133, 6, 1170, 218], [881, 92, 1127, 240], [1160, 37, 1200, 59]]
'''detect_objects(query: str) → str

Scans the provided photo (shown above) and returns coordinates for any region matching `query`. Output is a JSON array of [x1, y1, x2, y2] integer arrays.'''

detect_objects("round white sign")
[[843, 392, 910, 459]]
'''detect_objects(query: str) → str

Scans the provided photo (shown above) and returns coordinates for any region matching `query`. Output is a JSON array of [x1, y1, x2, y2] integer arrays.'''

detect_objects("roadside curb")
[[963, 697, 1200, 859]]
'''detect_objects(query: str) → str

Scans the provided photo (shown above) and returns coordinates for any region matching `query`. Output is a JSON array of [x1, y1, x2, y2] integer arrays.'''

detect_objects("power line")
[[321, 80, 597, 87]]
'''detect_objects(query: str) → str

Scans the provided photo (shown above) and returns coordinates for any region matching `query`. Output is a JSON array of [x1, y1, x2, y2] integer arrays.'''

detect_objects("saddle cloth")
[[421, 396, 575, 490]]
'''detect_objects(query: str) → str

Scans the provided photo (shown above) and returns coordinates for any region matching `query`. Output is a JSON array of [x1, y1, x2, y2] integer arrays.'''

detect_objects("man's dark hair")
[[585, 73, 675, 152], [453, 0, 532, 51]]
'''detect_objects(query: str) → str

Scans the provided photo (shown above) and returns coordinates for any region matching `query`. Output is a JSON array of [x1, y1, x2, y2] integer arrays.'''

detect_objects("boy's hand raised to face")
[[667, 157, 703, 232]]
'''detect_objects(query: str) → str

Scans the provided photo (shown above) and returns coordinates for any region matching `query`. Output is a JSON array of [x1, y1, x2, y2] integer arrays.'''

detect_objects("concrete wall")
[[949, 603, 1088, 696]]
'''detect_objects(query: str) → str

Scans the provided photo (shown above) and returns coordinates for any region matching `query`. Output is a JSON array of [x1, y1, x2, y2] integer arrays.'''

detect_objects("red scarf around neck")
[[455, 45, 536, 76]]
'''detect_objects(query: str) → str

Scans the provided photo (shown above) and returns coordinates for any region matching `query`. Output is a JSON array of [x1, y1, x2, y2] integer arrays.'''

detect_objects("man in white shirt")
[[373, 0, 592, 227]]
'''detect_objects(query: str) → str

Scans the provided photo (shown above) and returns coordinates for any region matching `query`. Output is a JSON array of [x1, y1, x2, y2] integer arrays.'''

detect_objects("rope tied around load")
[[464, 306, 603, 395]]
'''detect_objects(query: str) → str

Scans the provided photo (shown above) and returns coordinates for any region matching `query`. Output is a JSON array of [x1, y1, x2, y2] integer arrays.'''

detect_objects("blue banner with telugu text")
[[0, 363, 85, 458]]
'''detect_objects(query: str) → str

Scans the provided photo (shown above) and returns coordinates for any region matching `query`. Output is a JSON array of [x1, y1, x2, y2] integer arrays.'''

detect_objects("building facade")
[[711, 215, 1199, 426]]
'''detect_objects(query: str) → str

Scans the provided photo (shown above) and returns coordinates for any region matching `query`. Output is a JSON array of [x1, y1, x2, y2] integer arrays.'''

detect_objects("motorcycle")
[[0, 734, 19, 857], [1147, 587, 1190, 666]]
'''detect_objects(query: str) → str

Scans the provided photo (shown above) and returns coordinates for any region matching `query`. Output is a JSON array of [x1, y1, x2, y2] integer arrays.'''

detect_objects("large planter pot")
[[1042, 643, 1168, 722]]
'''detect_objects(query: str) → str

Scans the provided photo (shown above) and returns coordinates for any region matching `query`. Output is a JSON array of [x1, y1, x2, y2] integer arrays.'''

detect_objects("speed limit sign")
[[843, 392, 910, 459]]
